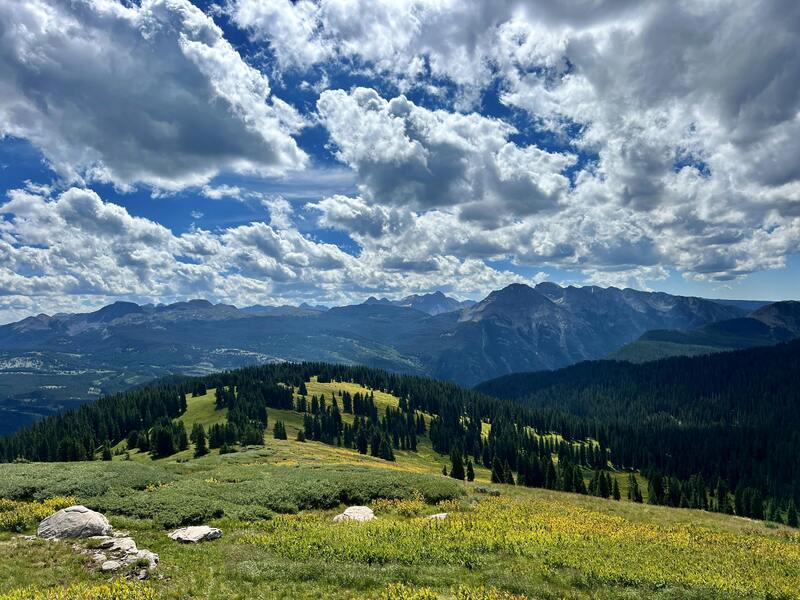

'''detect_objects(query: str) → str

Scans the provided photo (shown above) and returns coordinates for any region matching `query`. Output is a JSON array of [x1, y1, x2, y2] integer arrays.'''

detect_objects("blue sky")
[[0, 0, 798, 322]]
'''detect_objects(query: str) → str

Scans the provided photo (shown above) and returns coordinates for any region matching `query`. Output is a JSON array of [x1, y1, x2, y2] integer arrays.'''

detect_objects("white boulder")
[[101, 560, 123, 572], [37, 506, 112, 539], [168, 525, 222, 543], [426, 512, 448, 520], [332, 506, 375, 522]]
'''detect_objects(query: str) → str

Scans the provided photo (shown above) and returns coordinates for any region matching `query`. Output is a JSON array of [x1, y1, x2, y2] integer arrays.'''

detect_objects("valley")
[[3, 283, 783, 435]]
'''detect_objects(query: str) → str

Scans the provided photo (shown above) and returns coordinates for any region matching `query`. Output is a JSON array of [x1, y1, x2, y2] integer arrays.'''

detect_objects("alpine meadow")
[[1, 1, 800, 599]]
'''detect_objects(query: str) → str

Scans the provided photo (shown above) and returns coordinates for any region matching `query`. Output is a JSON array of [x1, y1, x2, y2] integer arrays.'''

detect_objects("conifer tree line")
[[475, 339, 800, 514], [2, 353, 800, 526]]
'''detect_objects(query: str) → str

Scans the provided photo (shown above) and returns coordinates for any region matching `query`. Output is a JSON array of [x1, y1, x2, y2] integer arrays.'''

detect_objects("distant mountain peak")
[[750, 300, 800, 333], [361, 291, 474, 315]]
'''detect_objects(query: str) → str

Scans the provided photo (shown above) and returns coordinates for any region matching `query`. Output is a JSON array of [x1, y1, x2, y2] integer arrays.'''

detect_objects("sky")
[[0, 0, 799, 323]]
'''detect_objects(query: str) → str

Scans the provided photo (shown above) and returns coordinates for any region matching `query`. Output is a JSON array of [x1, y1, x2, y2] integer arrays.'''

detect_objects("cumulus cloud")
[[0, 0, 307, 192], [316, 88, 574, 225], [230, 0, 800, 283], [2, 0, 799, 318], [0, 187, 525, 322]]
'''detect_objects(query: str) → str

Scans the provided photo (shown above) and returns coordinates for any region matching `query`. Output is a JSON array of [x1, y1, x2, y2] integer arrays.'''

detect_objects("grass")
[[2, 483, 798, 599], [2, 375, 798, 599], [244, 494, 800, 597]]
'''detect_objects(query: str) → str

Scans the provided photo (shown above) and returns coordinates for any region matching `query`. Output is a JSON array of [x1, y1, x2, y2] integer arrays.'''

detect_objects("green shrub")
[[0, 461, 461, 528], [0, 463, 175, 501], [0, 497, 75, 532]]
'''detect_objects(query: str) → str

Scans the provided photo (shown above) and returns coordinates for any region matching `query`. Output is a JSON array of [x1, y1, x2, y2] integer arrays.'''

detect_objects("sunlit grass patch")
[[244, 495, 800, 598], [0, 580, 154, 600]]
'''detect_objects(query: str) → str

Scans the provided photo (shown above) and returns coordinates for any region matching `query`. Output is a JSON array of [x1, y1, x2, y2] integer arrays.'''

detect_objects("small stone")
[[427, 512, 448, 520], [101, 560, 122, 572], [102, 537, 138, 554], [332, 506, 375, 522], [168, 525, 222, 543], [92, 552, 107, 563]]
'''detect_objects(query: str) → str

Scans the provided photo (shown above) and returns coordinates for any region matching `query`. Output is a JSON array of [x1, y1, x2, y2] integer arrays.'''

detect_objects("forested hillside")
[[3, 346, 800, 526], [0, 283, 744, 434], [476, 339, 800, 517]]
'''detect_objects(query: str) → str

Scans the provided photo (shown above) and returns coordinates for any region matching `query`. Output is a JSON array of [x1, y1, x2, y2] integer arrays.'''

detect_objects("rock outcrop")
[[168, 525, 222, 543], [332, 506, 375, 522], [37, 505, 112, 539], [88, 535, 159, 573]]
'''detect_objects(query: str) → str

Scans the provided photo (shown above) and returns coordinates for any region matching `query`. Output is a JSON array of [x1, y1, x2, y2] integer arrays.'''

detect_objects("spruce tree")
[[466, 459, 475, 482], [101, 441, 112, 461], [491, 456, 505, 484], [192, 424, 208, 458], [787, 500, 798, 528], [612, 478, 621, 501], [503, 460, 515, 486], [296, 430, 306, 442], [627, 473, 643, 503], [449, 449, 465, 480], [378, 435, 395, 461], [573, 469, 587, 494]]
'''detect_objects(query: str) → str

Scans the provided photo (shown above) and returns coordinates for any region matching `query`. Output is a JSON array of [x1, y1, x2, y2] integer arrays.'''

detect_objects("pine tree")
[[442, 464, 448, 476], [612, 478, 621, 501], [573, 469, 587, 494], [491, 456, 505, 484], [378, 434, 395, 461], [627, 473, 643, 503], [449, 448, 465, 480], [767, 499, 783, 524], [177, 423, 189, 451], [296, 430, 306, 442], [648, 474, 663, 505], [787, 500, 798, 528], [466, 459, 475, 482], [273, 421, 287, 440], [192, 424, 208, 458], [298, 381, 307, 396], [503, 460, 515, 486], [101, 440, 112, 461]]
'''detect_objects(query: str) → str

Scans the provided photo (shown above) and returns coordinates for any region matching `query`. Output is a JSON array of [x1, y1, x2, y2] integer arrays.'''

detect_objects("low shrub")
[[0, 497, 75, 533], [0, 463, 175, 501], [0, 461, 462, 528], [0, 580, 154, 600]]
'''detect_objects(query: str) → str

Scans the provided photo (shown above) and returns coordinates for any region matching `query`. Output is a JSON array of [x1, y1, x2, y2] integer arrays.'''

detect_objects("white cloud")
[[201, 185, 244, 200], [0, 0, 307, 192], [316, 88, 574, 225], [230, 0, 800, 283], [0, 186, 530, 322]]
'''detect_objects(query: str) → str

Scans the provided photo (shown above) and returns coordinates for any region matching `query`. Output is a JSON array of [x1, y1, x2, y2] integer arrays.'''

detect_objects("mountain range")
[[1, 283, 795, 435]]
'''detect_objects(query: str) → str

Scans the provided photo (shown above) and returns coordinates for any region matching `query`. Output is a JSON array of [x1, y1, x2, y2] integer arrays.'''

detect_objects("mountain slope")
[[0, 283, 746, 433], [433, 283, 743, 382], [2, 362, 798, 599], [611, 300, 800, 362], [475, 338, 800, 500]]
